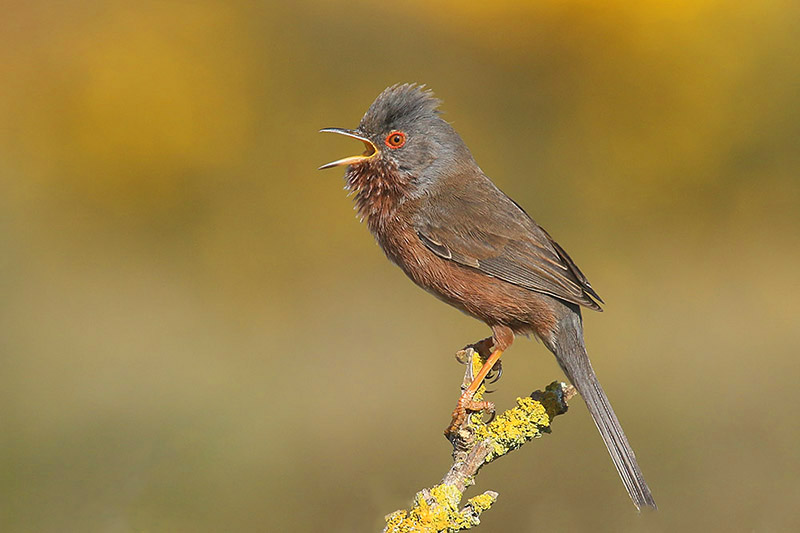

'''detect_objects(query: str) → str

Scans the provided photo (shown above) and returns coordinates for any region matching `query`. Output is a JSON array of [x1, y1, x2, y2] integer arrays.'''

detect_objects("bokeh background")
[[1, 1, 799, 531]]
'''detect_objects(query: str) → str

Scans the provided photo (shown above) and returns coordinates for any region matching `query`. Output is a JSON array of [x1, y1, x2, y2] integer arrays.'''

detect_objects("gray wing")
[[414, 181, 603, 311]]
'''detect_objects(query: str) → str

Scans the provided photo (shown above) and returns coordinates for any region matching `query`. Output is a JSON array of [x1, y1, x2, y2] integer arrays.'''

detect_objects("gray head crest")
[[360, 84, 442, 134]]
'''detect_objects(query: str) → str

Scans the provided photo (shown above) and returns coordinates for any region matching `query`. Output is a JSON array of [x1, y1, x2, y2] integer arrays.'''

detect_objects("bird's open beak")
[[318, 128, 378, 170]]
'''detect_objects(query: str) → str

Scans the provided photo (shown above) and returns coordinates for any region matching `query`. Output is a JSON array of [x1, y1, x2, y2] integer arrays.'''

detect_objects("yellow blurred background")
[[1, 1, 798, 531]]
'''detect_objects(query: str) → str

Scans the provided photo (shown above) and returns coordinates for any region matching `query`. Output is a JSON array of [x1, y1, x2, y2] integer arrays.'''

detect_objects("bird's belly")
[[383, 228, 557, 337]]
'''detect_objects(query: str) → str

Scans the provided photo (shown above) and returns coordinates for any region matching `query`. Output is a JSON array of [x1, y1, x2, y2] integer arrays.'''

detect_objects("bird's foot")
[[484, 359, 503, 385], [456, 349, 503, 393], [444, 389, 495, 437], [455, 337, 502, 387]]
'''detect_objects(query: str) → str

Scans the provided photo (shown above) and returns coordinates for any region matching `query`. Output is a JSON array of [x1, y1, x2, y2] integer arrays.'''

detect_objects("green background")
[[1, 1, 798, 531]]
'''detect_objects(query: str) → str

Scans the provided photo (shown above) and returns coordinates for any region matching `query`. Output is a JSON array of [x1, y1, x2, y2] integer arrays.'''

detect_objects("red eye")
[[385, 131, 406, 149]]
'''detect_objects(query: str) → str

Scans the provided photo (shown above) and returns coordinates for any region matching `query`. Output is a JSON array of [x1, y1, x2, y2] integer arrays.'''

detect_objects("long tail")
[[545, 306, 657, 510]]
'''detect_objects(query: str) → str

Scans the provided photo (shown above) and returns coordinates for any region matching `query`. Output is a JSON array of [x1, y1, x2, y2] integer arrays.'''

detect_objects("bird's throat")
[[345, 160, 412, 235]]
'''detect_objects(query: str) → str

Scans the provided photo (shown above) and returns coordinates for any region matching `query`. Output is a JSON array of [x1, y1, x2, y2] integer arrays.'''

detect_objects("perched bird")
[[319, 84, 656, 510]]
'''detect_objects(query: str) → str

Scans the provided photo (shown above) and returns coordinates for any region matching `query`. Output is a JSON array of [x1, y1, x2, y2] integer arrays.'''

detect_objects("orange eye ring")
[[385, 131, 406, 149]]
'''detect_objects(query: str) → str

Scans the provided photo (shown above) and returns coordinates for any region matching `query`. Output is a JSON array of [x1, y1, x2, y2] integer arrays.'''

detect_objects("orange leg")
[[445, 326, 514, 436], [466, 348, 505, 395]]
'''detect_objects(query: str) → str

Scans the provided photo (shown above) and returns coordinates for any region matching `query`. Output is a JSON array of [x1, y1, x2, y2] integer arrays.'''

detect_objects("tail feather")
[[546, 307, 657, 510]]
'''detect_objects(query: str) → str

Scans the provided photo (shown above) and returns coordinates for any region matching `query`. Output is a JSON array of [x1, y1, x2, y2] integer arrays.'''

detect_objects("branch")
[[383, 349, 576, 532]]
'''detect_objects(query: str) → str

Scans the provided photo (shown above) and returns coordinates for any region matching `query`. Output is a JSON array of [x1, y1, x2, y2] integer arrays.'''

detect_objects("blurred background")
[[1, 1, 798, 531]]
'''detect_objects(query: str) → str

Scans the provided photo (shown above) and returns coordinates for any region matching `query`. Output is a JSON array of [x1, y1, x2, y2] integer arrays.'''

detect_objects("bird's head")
[[319, 84, 474, 197]]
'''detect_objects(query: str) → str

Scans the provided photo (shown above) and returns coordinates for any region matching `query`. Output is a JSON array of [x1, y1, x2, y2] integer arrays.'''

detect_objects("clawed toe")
[[444, 390, 496, 436], [485, 359, 503, 384]]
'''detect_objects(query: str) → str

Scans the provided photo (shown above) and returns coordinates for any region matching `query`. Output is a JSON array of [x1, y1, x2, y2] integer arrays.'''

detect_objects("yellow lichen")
[[383, 353, 571, 532], [383, 483, 493, 532], [473, 395, 551, 461], [384, 510, 409, 532], [465, 492, 496, 513]]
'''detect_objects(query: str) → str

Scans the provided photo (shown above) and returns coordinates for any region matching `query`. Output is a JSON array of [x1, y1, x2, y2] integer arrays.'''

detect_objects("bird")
[[319, 83, 656, 510]]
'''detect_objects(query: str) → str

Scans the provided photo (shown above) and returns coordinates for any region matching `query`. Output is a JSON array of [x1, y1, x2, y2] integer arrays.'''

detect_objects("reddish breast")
[[373, 207, 557, 338], [345, 158, 557, 337]]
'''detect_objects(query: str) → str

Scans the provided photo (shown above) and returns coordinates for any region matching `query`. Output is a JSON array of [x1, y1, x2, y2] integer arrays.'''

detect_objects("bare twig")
[[383, 349, 575, 532]]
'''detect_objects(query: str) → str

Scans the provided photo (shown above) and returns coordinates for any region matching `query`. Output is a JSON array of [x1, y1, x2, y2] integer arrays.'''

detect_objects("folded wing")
[[414, 180, 603, 311]]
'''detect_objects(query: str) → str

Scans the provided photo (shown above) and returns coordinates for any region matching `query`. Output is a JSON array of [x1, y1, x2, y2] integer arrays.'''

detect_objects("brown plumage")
[[320, 83, 656, 510]]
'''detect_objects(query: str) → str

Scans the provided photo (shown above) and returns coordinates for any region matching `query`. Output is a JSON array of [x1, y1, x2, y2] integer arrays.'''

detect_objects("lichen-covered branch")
[[383, 350, 575, 532]]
